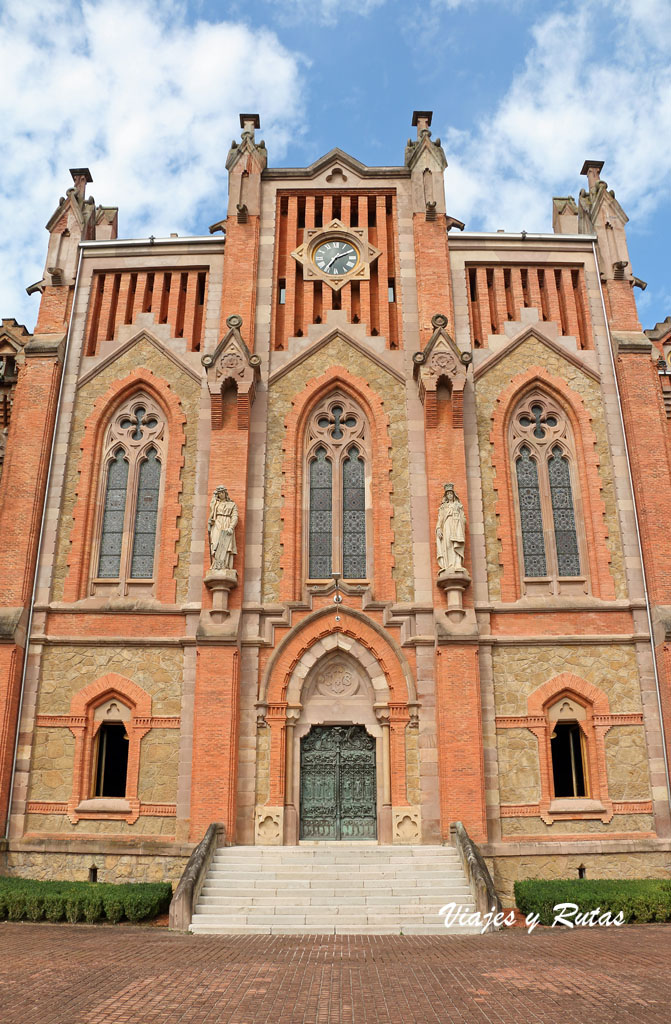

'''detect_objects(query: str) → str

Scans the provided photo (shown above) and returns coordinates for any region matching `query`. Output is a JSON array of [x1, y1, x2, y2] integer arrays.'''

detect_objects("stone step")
[[196, 901, 475, 917], [196, 888, 475, 905], [201, 878, 467, 892], [204, 868, 465, 884], [189, 844, 479, 936], [189, 923, 479, 935]]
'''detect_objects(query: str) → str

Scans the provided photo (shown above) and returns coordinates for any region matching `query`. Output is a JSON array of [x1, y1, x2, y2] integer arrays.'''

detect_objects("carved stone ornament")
[[291, 219, 381, 293], [413, 314, 471, 428], [314, 660, 361, 697], [392, 807, 421, 844], [201, 314, 261, 429]]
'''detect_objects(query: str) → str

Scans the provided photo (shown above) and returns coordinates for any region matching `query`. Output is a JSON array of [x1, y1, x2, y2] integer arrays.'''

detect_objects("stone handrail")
[[450, 821, 501, 930], [169, 822, 224, 931]]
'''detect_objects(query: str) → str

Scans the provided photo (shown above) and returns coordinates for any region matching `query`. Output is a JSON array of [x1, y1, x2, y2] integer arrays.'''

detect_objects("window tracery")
[[510, 390, 584, 590], [93, 393, 166, 594], [306, 392, 370, 580]]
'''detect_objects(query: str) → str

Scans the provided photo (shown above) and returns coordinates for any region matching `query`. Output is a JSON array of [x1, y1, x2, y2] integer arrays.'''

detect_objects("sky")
[[1, 0, 669, 332]]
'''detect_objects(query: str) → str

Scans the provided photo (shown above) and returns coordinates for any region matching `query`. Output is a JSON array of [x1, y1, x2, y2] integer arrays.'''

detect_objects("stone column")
[[375, 705, 393, 844], [283, 707, 301, 845]]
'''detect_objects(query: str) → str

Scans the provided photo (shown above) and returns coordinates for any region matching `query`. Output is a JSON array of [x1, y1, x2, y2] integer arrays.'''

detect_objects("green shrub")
[[24, 891, 44, 922], [102, 890, 125, 924], [84, 891, 103, 924], [6, 891, 27, 921], [43, 894, 66, 923], [514, 878, 671, 925], [65, 894, 86, 924], [0, 876, 172, 924]]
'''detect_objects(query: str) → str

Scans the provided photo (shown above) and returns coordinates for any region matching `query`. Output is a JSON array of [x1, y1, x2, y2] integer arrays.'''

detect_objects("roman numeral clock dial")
[[291, 218, 381, 291], [313, 239, 359, 276]]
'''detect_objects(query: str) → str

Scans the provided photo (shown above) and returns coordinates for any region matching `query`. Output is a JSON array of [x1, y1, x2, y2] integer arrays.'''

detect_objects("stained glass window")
[[548, 446, 580, 576], [98, 450, 129, 578], [130, 448, 161, 578], [516, 446, 547, 577], [309, 447, 332, 577], [342, 448, 366, 578]]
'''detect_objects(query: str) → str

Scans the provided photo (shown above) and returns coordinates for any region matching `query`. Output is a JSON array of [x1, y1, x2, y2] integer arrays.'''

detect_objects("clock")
[[312, 239, 360, 277], [291, 218, 381, 292]]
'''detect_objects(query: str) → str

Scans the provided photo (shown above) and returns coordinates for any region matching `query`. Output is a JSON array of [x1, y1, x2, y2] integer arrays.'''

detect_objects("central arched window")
[[510, 391, 584, 593], [306, 393, 369, 580], [92, 393, 166, 595]]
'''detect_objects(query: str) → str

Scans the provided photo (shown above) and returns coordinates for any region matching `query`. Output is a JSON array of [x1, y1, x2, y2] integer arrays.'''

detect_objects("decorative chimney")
[[580, 159, 604, 192], [69, 167, 93, 200]]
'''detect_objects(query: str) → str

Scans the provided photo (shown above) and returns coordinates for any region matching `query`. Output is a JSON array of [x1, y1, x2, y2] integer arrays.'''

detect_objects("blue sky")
[[1, 0, 669, 331]]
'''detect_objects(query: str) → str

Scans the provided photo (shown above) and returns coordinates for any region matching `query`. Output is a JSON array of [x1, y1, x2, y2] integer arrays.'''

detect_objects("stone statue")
[[208, 486, 238, 571], [436, 483, 466, 573]]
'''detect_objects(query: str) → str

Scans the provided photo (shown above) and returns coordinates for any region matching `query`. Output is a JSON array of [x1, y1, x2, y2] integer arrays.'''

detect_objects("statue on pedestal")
[[436, 483, 466, 573], [208, 486, 238, 571]]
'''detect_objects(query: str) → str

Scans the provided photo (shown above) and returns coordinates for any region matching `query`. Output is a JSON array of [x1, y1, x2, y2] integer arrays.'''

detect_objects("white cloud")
[[266, 0, 386, 27], [442, 0, 671, 234], [0, 0, 305, 328]]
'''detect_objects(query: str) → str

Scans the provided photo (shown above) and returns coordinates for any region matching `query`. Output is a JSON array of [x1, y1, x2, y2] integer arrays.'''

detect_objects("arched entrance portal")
[[300, 725, 377, 840], [255, 611, 421, 846]]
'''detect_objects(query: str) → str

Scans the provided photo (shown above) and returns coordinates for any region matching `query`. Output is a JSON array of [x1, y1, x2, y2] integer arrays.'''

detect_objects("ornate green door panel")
[[300, 726, 377, 840]]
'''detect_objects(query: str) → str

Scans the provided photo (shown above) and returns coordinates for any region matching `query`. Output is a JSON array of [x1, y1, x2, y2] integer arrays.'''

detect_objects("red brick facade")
[[0, 115, 670, 893]]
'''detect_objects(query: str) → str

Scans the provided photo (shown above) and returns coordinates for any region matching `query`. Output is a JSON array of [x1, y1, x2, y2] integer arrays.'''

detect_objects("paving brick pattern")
[[1, 922, 671, 1023]]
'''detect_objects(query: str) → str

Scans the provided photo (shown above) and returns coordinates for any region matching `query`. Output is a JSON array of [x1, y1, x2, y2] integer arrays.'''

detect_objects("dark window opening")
[[332, 290, 341, 310], [142, 272, 154, 313], [350, 199, 359, 228], [551, 721, 586, 797], [159, 273, 171, 324], [297, 196, 305, 229], [468, 267, 478, 302], [94, 721, 129, 797], [88, 865, 98, 883], [332, 196, 341, 220], [367, 195, 376, 227], [278, 279, 286, 305], [388, 278, 396, 303], [314, 196, 323, 228]]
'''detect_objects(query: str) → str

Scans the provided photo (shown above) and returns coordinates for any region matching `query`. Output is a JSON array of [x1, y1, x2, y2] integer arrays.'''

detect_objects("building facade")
[[1, 113, 670, 900]]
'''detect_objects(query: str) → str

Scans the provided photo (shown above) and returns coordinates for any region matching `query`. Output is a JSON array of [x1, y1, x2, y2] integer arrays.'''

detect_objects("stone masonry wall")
[[36, 645, 183, 716], [492, 850, 671, 902], [492, 644, 643, 716]]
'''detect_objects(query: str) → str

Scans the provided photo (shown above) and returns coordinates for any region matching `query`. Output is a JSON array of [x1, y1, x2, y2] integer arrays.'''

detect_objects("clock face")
[[312, 239, 359, 277]]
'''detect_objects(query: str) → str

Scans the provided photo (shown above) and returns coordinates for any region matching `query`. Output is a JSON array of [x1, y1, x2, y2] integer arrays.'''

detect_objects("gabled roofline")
[[263, 147, 410, 181]]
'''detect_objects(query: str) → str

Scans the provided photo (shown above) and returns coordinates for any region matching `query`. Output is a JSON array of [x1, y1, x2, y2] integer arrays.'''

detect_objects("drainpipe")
[[593, 241, 671, 811], [4, 245, 84, 838]]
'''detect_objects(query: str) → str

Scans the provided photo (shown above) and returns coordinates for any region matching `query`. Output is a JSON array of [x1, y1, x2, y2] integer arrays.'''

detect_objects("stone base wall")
[[2, 840, 193, 885], [489, 846, 671, 902]]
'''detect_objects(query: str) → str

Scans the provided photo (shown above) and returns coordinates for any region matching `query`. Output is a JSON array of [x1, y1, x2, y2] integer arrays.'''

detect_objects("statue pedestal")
[[437, 568, 471, 622], [204, 568, 238, 623]]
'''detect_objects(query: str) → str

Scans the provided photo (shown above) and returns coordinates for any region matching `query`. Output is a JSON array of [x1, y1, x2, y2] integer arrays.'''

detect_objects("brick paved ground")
[[1, 922, 670, 1023]]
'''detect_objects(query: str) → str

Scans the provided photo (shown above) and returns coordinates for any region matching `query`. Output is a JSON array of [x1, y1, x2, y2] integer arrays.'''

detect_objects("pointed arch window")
[[93, 394, 166, 595], [306, 393, 371, 580], [510, 391, 585, 593]]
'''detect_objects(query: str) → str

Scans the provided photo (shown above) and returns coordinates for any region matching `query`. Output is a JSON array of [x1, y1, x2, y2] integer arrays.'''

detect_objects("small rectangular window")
[[388, 278, 396, 303], [94, 722, 129, 797], [278, 279, 286, 305]]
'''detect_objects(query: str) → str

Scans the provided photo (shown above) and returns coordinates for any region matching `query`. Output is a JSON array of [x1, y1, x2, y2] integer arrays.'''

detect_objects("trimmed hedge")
[[0, 877, 172, 925], [514, 878, 671, 925]]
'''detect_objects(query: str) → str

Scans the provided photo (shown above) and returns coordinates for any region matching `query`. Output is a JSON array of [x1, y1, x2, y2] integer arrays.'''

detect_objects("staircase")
[[189, 844, 480, 935]]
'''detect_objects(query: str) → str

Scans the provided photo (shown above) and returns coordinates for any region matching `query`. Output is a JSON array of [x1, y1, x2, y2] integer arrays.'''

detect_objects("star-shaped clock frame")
[[291, 218, 382, 292]]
